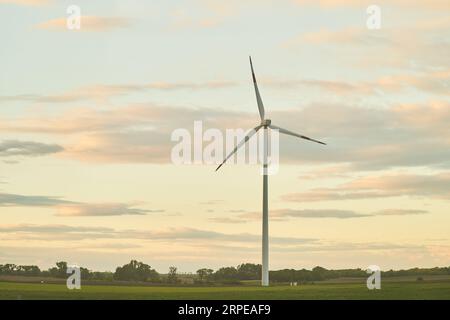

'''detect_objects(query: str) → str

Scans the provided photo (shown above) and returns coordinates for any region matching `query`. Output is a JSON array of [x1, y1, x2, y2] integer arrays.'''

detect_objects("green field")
[[1, 280, 449, 300]]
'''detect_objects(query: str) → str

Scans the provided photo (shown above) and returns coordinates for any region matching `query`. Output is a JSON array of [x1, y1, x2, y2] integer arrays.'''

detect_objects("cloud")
[[0, 81, 238, 105], [393, 101, 450, 133], [262, 77, 373, 95], [0, 224, 112, 234], [35, 16, 131, 32], [283, 17, 450, 70], [147, 81, 237, 90], [244, 209, 370, 220], [0, 225, 120, 241], [376, 71, 450, 96], [291, 0, 362, 8], [0, 223, 438, 270], [0, 223, 317, 245], [298, 164, 352, 180], [285, 27, 390, 47], [0, 0, 49, 6], [283, 172, 450, 202], [0, 85, 146, 105], [0, 192, 162, 217], [1, 94, 449, 169], [0, 140, 63, 157], [273, 102, 450, 170], [0, 240, 442, 272], [210, 207, 429, 223], [0, 103, 253, 163], [291, 0, 450, 10], [209, 217, 245, 224], [373, 209, 429, 216], [56, 203, 164, 217], [168, 1, 239, 30], [2, 160, 19, 164], [0, 193, 72, 207], [0, 221, 445, 270], [0, 87, 130, 104], [199, 200, 225, 205], [264, 70, 450, 97]]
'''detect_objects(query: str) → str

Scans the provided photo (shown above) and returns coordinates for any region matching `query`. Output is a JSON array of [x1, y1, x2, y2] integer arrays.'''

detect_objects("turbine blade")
[[216, 125, 262, 171], [249, 56, 265, 121], [269, 124, 326, 145]]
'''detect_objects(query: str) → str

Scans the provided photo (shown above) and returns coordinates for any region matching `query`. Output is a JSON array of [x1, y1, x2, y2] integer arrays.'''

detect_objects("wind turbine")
[[216, 56, 326, 286]]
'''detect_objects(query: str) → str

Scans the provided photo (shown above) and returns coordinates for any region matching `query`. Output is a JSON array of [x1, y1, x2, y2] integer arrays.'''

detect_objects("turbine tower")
[[216, 57, 326, 286]]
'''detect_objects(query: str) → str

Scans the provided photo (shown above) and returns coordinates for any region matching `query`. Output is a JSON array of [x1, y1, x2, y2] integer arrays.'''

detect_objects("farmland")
[[1, 277, 449, 300]]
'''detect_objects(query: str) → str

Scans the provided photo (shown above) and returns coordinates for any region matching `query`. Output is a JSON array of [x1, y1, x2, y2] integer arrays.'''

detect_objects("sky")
[[0, 0, 449, 273]]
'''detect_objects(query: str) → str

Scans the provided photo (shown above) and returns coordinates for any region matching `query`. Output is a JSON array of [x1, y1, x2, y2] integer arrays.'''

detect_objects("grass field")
[[1, 280, 449, 300]]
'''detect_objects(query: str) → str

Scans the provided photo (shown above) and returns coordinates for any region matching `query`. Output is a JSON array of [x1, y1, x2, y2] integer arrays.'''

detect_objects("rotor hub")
[[262, 119, 271, 127]]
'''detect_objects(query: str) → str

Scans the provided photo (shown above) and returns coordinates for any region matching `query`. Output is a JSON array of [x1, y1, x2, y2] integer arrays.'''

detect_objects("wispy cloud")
[[209, 217, 245, 224], [373, 209, 429, 216], [0, 192, 163, 217], [262, 77, 373, 95], [0, 223, 437, 270], [0, 223, 318, 245], [199, 200, 225, 205], [283, 172, 450, 202], [35, 16, 132, 32], [210, 207, 429, 223], [0, 0, 50, 6], [245, 209, 370, 220], [283, 18, 450, 70], [168, 1, 239, 30], [0, 81, 238, 105], [56, 203, 164, 217], [298, 164, 352, 180], [0, 140, 63, 157], [285, 27, 390, 47], [0, 193, 72, 207], [0, 224, 112, 234], [291, 0, 450, 10], [146, 81, 237, 90], [1, 99, 449, 169], [263, 70, 450, 97]]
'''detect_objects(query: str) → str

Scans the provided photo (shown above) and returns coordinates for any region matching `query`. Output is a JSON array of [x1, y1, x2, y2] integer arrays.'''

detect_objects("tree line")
[[1, 261, 449, 284]]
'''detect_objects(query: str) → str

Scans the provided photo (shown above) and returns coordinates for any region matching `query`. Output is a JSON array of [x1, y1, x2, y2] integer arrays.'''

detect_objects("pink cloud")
[[0, 0, 49, 6], [35, 16, 131, 32], [283, 172, 450, 202]]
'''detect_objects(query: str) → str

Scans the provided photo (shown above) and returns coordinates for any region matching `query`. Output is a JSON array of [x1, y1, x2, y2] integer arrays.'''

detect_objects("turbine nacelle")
[[261, 119, 271, 127]]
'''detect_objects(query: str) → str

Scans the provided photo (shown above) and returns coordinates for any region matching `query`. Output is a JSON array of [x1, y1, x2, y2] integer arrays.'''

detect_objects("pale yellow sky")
[[0, 0, 449, 272]]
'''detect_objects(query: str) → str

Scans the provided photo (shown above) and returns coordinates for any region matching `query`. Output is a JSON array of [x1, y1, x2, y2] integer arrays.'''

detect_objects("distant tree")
[[196, 268, 214, 282], [237, 263, 261, 280], [311, 266, 328, 281], [168, 266, 178, 283], [90, 271, 114, 281], [18, 265, 41, 276], [0, 264, 17, 275], [2, 260, 449, 285], [270, 269, 296, 282], [80, 267, 91, 280], [114, 260, 159, 282], [214, 267, 238, 282], [56, 261, 68, 277], [47, 261, 68, 278]]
